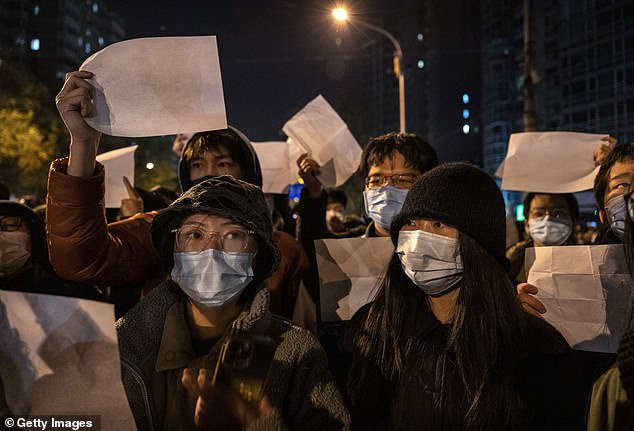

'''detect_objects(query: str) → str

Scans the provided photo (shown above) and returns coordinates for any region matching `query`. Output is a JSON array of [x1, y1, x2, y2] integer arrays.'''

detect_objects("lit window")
[[462, 109, 470, 119], [85, 43, 91, 53], [30, 39, 40, 51], [86, 29, 91, 37], [417, 33, 424, 42], [92, 3, 99, 13], [462, 93, 470, 104], [33, 5, 40, 15], [462, 124, 470, 134], [417, 59, 425, 69], [98, 36, 104, 46]]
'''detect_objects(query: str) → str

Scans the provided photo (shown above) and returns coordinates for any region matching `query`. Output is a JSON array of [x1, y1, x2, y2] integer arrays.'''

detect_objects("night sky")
[[106, 0, 380, 142]]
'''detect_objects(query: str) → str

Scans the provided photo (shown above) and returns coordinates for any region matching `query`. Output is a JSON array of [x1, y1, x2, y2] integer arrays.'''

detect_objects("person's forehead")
[[368, 151, 419, 174], [195, 149, 234, 161], [608, 160, 634, 182], [529, 194, 569, 210], [181, 213, 240, 228]]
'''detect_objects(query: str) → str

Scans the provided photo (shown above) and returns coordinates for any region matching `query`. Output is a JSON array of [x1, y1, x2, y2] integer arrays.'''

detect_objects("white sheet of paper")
[[526, 245, 632, 353], [316, 237, 394, 321], [252, 140, 302, 193], [80, 36, 227, 137], [282, 95, 361, 188], [96, 146, 137, 208], [500, 132, 607, 192], [0, 291, 137, 430]]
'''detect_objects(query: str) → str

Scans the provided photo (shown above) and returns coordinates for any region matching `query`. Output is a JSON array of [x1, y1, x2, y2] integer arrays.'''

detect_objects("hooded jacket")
[[177, 126, 263, 192], [117, 280, 350, 431], [46, 126, 308, 318]]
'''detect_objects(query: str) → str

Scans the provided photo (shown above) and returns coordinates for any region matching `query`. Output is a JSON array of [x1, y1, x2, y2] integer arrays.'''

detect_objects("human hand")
[[173, 133, 193, 157], [593, 136, 617, 167], [517, 283, 546, 319], [182, 368, 267, 431], [297, 153, 323, 198], [119, 176, 144, 218], [55, 71, 101, 147]]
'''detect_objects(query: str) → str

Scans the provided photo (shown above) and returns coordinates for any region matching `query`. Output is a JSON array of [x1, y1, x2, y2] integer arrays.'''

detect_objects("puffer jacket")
[[46, 157, 308, 318], [117, 280, 350, 431]]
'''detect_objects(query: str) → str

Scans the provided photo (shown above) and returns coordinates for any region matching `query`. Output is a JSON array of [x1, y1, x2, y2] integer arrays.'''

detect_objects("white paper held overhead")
[[80, 36, 227, 137], [282, 95, 361, 188], [500, 131, 607, 193]]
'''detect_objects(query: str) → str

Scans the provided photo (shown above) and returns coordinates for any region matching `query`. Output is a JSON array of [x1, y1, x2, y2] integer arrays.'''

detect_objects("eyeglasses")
[[365, 173, 418, 189], [171, 225, 255, 253], [528, 208, 571, 222], [0, 216, 22, 232]]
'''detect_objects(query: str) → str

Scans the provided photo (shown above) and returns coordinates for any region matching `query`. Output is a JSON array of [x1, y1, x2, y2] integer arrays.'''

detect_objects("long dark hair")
[[349, 232, 529, 430]]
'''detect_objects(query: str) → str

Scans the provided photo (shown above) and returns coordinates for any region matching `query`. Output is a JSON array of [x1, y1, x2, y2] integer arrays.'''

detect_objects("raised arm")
[[47, 71, 162, 289]]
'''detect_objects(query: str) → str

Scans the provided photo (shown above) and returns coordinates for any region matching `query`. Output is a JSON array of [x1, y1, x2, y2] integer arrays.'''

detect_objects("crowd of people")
[[1, 69, 633, 430]]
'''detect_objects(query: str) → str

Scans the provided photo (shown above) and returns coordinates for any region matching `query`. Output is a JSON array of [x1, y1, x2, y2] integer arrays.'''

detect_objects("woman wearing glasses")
[[342, 163, 586, 431], [117, 176, 349, 431]]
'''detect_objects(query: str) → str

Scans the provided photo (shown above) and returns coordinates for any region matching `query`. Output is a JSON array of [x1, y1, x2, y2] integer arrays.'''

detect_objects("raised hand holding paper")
[[79, 36, 227, 137], [282, 95, 361, 188]]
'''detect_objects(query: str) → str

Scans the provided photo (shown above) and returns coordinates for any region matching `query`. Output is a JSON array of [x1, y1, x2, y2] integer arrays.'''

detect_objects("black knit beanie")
[[391, 162, 508, 268], [151, 176, 279, 283]]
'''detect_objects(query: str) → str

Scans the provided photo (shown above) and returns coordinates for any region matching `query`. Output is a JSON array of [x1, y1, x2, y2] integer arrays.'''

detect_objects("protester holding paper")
[[342, 163, 585, 430], [587, 185, 634, 430], [48, 70, 308, 319], [507, 192, 579, 283], [297, 131, 438, 248]]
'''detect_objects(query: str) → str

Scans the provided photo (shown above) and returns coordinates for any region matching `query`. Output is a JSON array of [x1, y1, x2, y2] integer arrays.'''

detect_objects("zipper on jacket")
[[121, 356, 156, 431]]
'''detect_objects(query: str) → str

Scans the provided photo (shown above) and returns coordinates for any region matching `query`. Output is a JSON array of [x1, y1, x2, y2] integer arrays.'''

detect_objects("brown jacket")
[[46, 158, 309, 318]]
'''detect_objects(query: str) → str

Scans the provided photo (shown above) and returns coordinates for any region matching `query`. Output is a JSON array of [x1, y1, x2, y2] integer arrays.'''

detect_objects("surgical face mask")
[[528, 217, 572, 246], [606, 195, 627, 240], [171, 248, 254, 308], [0, 231, 31, 277], [396, 230, 464, 296], [363, 186, 409, 232]]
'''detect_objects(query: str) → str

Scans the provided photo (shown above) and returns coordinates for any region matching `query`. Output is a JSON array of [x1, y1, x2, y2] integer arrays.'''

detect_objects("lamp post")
[[333, 8, 406, 133]]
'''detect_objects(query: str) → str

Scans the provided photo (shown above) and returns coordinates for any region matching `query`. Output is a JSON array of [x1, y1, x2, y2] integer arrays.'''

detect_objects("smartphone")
[[211, 332, 277, 406]]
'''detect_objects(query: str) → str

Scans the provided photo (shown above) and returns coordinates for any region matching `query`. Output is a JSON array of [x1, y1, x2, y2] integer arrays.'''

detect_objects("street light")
[[333, 7, 406, 133]]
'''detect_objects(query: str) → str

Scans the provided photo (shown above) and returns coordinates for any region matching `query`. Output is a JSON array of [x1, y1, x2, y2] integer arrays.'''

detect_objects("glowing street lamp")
[[333, 7, 406, 133]]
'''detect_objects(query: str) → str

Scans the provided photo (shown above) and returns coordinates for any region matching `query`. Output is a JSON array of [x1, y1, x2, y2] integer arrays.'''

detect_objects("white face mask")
[[528, 217, 572, 246], [0, 231, 31, 277], [171, 248, 254, 308], [363, 186, 409, 232], [605, 195, 627, 240], [396, 230, 464, 296]]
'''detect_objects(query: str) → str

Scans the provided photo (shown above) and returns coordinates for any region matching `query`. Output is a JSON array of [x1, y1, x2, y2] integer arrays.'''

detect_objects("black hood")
[[177, 126, 263, 192]]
